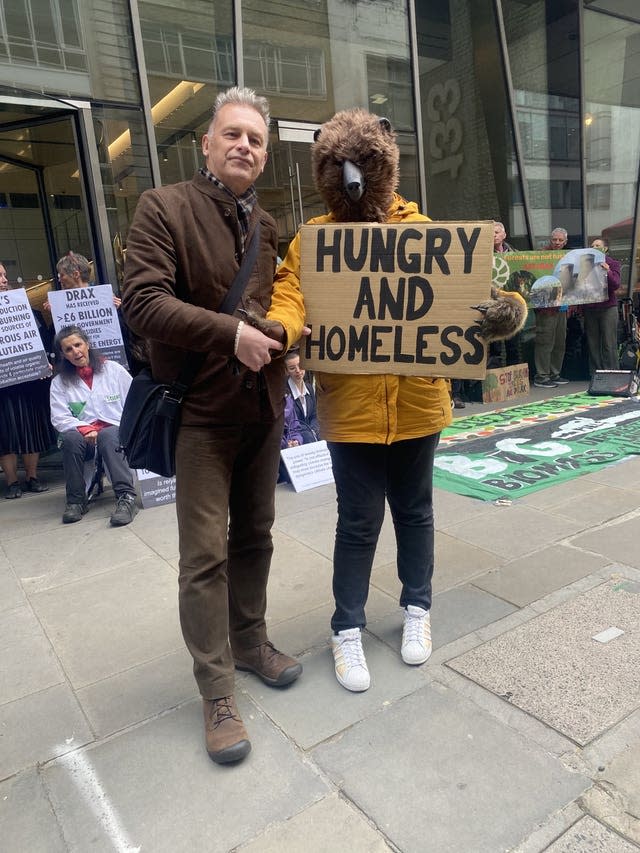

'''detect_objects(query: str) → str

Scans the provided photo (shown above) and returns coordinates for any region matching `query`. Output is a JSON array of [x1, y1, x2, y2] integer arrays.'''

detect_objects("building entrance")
[[0, 102, 94, 298]]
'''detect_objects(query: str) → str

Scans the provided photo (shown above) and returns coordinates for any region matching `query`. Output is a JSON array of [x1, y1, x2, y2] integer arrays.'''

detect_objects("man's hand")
[[238, 308, 284, 343], [235, 323, 283, 371]]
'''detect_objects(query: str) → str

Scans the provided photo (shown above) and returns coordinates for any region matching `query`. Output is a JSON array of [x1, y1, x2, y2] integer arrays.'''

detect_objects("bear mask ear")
[[378, 117, 392, 134], [313, 127, 322, 142]]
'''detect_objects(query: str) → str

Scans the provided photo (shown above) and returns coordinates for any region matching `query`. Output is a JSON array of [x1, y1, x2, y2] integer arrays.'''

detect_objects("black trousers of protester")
[[60, 426, 135, 504], [327, 433, 439, 633]]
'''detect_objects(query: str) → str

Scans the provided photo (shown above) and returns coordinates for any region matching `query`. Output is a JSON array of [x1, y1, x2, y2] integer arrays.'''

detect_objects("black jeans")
[[328, 433, 439, 633]]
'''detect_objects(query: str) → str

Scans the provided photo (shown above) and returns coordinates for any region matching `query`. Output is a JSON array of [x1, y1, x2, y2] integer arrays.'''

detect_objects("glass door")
[[257, 120, 325, 259], [0, 109, 92, 300]]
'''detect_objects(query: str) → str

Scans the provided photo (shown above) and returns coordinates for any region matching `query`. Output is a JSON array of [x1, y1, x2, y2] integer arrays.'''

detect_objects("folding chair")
[[86, 448, 105, 503]]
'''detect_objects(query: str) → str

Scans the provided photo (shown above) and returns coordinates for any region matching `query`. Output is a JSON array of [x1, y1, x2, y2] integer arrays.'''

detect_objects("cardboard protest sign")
[[48, 284, 128, 367], [280, 440, 335, 492], [492, 249, 607, 309], [0, 288, 51, 388], [300, 222, 493, 378], [481, 362, 530, 404]]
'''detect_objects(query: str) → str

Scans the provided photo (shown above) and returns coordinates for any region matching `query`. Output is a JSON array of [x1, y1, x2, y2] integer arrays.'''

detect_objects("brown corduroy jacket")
[[123, 172, 305, 426]]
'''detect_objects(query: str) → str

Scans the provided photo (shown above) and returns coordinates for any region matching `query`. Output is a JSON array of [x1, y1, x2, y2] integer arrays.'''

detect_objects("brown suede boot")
[[233, 641, 303, 687], [203, 695, 251, 765]]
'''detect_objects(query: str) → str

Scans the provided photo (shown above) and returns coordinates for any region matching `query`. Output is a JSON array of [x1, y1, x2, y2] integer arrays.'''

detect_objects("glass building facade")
[[0, 0, 638, 298]]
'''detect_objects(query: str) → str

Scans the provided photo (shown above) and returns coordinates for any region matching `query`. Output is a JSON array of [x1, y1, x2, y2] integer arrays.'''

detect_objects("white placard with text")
[[280, 440, 335, 492]]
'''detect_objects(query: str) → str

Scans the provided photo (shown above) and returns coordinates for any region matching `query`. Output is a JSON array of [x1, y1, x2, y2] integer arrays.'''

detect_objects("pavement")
[[1, 379, 639, 853]]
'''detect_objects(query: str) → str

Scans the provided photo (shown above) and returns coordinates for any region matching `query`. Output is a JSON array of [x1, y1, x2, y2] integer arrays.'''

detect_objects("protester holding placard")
[[582, 239, 621, 373], [50, 325, 138, 527], [533, 227, 571, 388], [0, 263, 55, 499], [274, 110, 452, 693]]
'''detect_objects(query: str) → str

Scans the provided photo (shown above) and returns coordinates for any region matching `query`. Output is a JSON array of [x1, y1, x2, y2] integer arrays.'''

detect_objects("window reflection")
[[417, 0, 525, 244], [243, 0, 416, 246], [138, 1, 234, 187], [503, 1, 581, 247], [584, 9, 640, 292]]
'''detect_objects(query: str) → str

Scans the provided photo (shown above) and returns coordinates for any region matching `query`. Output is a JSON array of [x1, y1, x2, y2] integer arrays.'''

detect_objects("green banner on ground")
[[434, 393, 640, 501]]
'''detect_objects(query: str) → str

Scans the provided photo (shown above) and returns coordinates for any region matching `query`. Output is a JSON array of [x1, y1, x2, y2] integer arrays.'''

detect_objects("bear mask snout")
[[343, 159, 365, 201]]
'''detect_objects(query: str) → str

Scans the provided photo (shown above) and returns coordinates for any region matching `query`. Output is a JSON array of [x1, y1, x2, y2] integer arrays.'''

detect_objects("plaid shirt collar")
[[199, 167, 256, 246]]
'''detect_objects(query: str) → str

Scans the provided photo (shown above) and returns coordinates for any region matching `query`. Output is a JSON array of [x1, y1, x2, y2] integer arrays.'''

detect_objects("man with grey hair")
[[123, 87, 305, 765], [549, 227, 568, 250]]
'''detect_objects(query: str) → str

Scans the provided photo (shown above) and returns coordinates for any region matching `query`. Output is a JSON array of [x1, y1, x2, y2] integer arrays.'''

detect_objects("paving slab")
[[583, 455, 640, 490], [76, 647, 197, 739], [128, 500, 180, 560], [275, 501, 398, 568], [0, 487, 73, 540], [5, 517, 155, 593], [371, 532, 502, 600], [238, 792, 392, 852], [442, 504, 582, 559], [266, 528, 333, 627], [0, 683, 93, 780], [0, 603, 64, 704], [471, 544, 608, 607], [529, 484, 639, 528], [267, 585, 397, 658], [43, 697, 328, 853], [448, 578, 640, 744], [367, 583, 517, 651], [570, 516, 640, 568], [0, 554, 26, 612], [275, 482, 335, 519], [0, 768, 66, 853], [243, 633, 426, 750], [433, 487, 498, 528], [30, 555, 183, 688], [545, 815, 639, 852], [591, 742, 640, 823], [518, 475, 603, 509], [312, 684, 590, 853]]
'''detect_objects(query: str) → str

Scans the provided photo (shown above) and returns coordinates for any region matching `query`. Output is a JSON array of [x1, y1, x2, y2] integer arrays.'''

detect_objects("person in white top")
[[50, 325, 138, 526]]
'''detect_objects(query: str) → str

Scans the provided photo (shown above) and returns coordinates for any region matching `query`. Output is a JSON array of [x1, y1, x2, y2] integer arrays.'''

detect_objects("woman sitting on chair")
[[50, 325, 138, 526]]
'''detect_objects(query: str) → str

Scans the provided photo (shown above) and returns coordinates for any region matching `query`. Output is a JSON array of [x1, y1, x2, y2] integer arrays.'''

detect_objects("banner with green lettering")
[[434, 393, 640, 500]]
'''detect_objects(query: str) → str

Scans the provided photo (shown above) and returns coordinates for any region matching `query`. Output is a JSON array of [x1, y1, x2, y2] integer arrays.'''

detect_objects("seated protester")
[[50, 325, 138, 527], [278, 395, 304, 484], [284, 349, 320, 443]]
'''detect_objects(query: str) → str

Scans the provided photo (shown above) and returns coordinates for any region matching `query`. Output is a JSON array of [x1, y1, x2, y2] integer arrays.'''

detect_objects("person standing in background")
[[533, 228, 570, 388], [583, 239, 621, 372], [0, 263, 55, 498]]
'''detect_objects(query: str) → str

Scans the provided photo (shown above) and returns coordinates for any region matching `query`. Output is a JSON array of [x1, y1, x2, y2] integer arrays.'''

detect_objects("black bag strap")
[[218, 220, 261, 315], [168, 221, 262, 398]]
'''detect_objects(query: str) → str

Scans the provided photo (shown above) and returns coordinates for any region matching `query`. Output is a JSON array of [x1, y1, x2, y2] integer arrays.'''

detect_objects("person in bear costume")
[[271, 109, 525, 692]]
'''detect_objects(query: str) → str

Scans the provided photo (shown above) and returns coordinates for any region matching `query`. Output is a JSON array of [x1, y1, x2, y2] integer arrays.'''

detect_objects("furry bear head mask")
[[311, 109, 399, 223]]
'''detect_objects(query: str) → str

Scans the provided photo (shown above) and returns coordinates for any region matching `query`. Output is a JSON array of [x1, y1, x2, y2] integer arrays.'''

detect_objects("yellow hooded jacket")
[[271, 194, 453, 444]]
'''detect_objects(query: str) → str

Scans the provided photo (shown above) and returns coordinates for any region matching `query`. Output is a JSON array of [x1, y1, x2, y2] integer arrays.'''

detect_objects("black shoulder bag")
[[119, 222, 261, 477]]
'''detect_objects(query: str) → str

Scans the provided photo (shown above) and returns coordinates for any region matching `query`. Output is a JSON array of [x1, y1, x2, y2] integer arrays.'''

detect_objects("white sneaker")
[[331, 628, 370, 692], [401, 606, 432, 665]]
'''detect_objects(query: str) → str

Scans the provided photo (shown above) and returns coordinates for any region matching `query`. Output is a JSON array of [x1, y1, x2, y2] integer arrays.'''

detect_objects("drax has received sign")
[[300, 221, 493, 378]]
